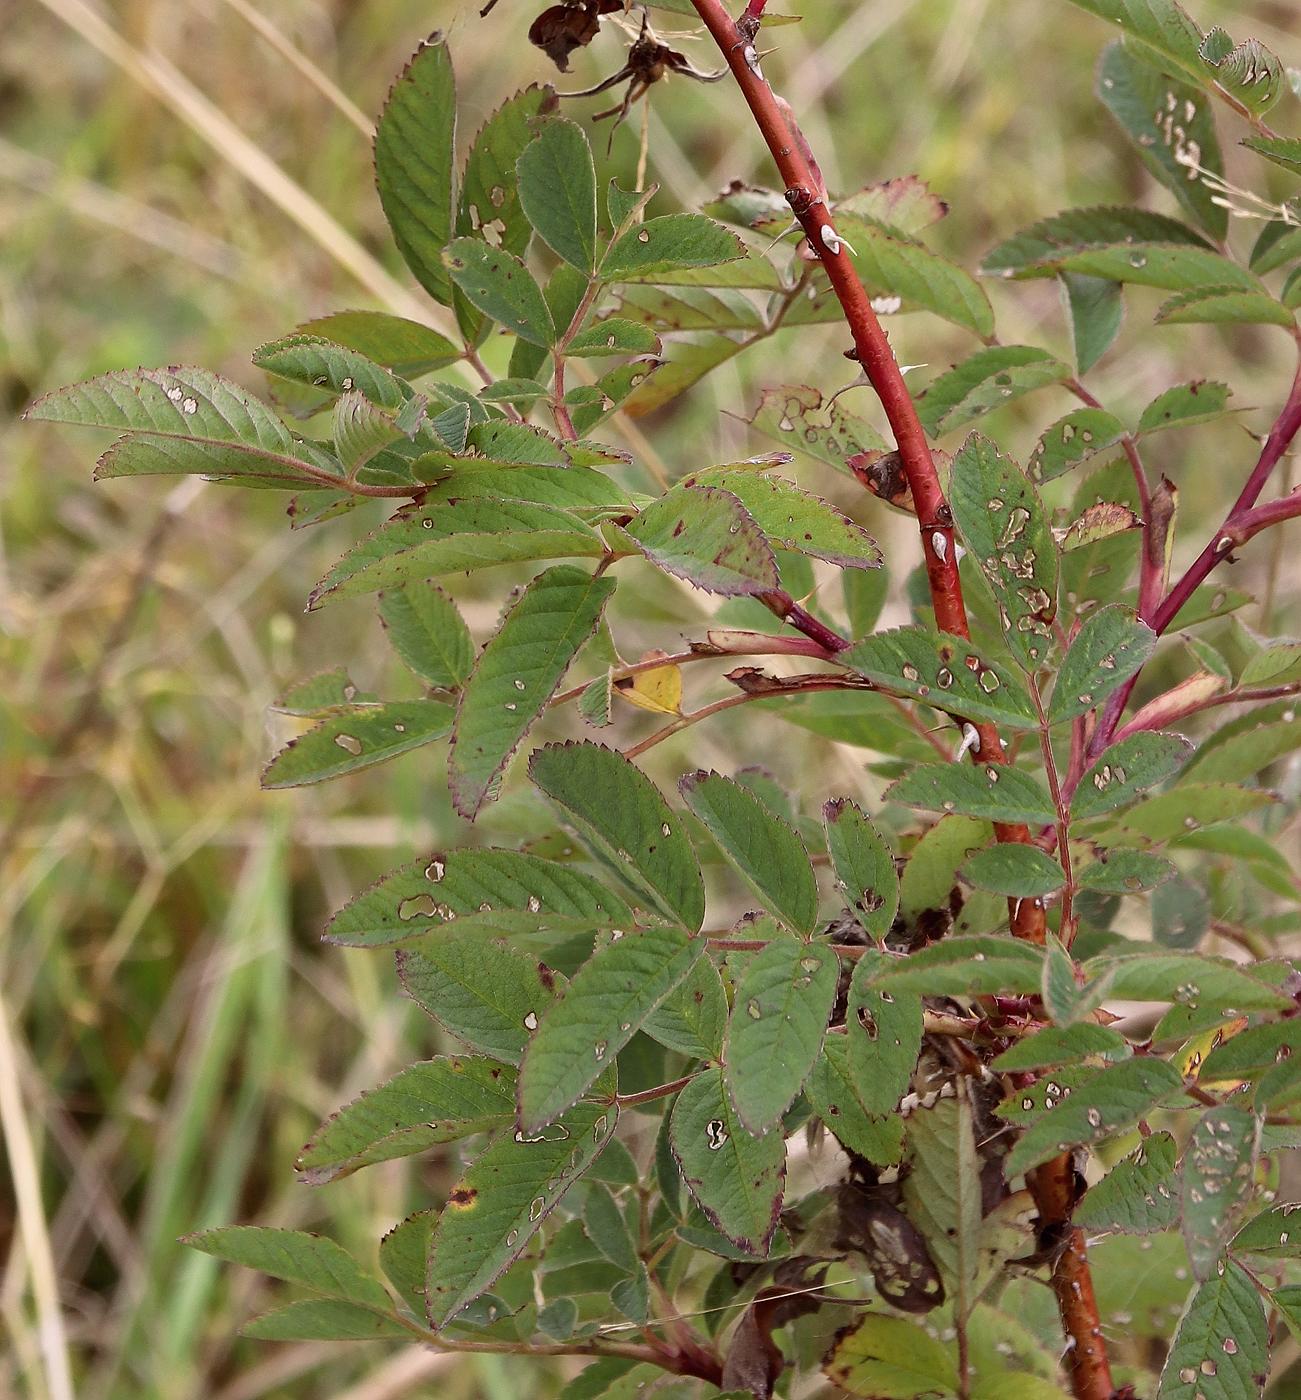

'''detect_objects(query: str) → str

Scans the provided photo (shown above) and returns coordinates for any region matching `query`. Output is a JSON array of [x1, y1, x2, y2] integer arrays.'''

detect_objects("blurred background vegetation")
[[3, 1, 1298, 1396]]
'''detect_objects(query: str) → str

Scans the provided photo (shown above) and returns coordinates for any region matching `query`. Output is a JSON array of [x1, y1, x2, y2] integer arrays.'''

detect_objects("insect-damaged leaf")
[[1182, 1106, 1261, 1281], [1071, 732, 1194, 819], [443, 238, 555, 346], [949, 433, 1058, 667], [530, 742, 706, 931], [425, 1100, 618, 1327], [600, 214, 745, 281], [846, 950, 923, 1116], [823, 798, 899, 941], [844, 627, 1037, 729], [451, 566, 614, 819], [824, 1313, 960, 1399], [518, 925, 703, 1131], [993, 1022, 1131, 1073], [1076, 847, 1177, 894], [1076, 1131, 1180, 1235], [261, 701, 453, 788], [183, 1228, 391, 1309], [805, 1034, 905, 1166], [885, 763, 1057, 827], [253, 335, 412, 408], [374, 35, 457, 304], [1156, 1261, 1269, 1400], [1137, 380, 1234, 435], [746, 384, 888, 471], [517, 118, 598, 273], [670, 1066, 785, 1253], [724, 935, 837, 1133], [626, 484, 779, 597], [1232, 1202, 1301, 1260], [961, 844, 1066, 898], [680, 771, 818, 934], [1085, 954, 1291, 1014], [917, 346, 1070, 438], [1048, 605, 1156, 724], [1029, 407, 1126, 482], [379, 581, 474, 689], [296, 1056, 519, 1184]]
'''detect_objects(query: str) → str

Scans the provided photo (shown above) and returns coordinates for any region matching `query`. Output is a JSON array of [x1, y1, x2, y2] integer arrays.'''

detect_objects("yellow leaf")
[[1181, 1018, 1248, 1080], [615, 652, 683, 716]]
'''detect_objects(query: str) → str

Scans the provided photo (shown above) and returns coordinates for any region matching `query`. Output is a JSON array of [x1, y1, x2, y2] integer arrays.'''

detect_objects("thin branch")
[[622, 691, 768, 759]]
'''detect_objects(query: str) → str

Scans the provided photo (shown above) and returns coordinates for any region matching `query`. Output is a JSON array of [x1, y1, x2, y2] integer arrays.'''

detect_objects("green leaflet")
[[253, 335, 411, 407], [1198, 27, 1286, 117], [1184, 721, 1301, 784], [331, 391, 405, 473], [458, 84, 551, 262], [948, 433, 1058, 667], [885, 763, 1057, 826], [682, 469, 882, 570], [992, 1023, 1131, 1073], [309, 498, 604, 606], [1082, 953, 1291, 1011], [627, 484, 779, 597], [518, 925, 703, 1130], [1062, 271, 1125, 374], [421, 463, 629, 511], [567, 319, 662, 357], [1002, 1058, 1184, 1175], [241, 1301, 406, 1341], [961, 845, 1066, 898], [617, 337, 739, 417], [443, 238, 555, 346], [1058, 242, 1258, 292], [723, 935, 837, 1132], [641, 954, 728, 1060], [1075, 1131, 1180, 1235], [1047, 605, 1156, 724], [379, 1212, 435, 1315], [1137, 379, 1233, 434], [261, 700, 453, 788], [1029, 407, 1126, 481], [518, 118, 598, 273], [529, 742, 706, 931], [1182, 1106, 1260, 1280], [679, 771, 819, 934], [1076, 848, 1177, 893], [670, 1067, 785, 1252], [867, 936, 1046, 998], [450, 566, 614, 819], [899, 815, 993, 920], [918, 347, 1070, 438], [846, 950, 923, 1116], [425, 1100, 617, 1326], [273, 668, 372, 715], [600, 214, 745, 281], [1156, 286, 1295, 328], [746, 384, 888, 471], [1072, 732, 1194, 818], [805, 1034, 905, 1165], [1231, 1202, 1301, 1259], [1116, 783, 1277, 843], [296, 1056, 519, 1184], [379, 581, 474, 689], [823, 798, 899, 940], [844, 626, 1037, 730], [1156, 1261, 1269, 1399], [93, 434, 337, 488], [824, 1313, 959, 1399], [1065, 0, 1205, 79], [183, 1227, 390, 1309], [1243, 135, 1301, 177], [292, 312, 460, 378], [374, 36, 457, 304], [324, 847, 631, 948], [1202, 1021, 1301, 1082], [983, 204, 1210, 278]]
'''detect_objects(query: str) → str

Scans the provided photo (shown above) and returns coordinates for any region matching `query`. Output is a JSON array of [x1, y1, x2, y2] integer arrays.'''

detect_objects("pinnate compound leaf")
[[1137, 379, 1233, 434], [530, 742, 706, 931], [296, 1056, 518, 1184], [379, 581, 474, 689], [867, 936, 1046, 998], [805, 1034, 905, 1165], [601, 214, 744, 281], [1156, 285, 1295, 328], [1076, 1131, 1179, 1234], [961, 845, 1066, 898], [241, 1301, 406, 1341], [451, 566, 614, 818], [1183, 1106, 1261, 1280], [310, 499, 603, 605], [425, 1100, 617, 1326], [444, 239, 555, 345], [886, 763, 1056, 826], [261, 700, 452, 788], [846, 950, 923, 1116], [679, 771, 818, 934], [823, 1313, 959, 1399], [1048, 605, 1156, 724], [993, 1023, 1131, 1073], [844, 627, 1037, 730], [627, 485, 779, 598], [1072, 732, 1194, 819], [292, 312, 460, 378], [949, 433, 1058, 666], [683, 470, 882, 570], [518, 118, 598, 273], [1243, 135, 1301, 177], [518, 925, 703, 1131], [724, 935, 837, 1133], [374, 36, 457, 304], [823, 798, 898, 940], [1076, 847, 1177, 893], [184, 1227, 390, 1309], [1156, 1261, 1268, 1399], [670, 1066, 785, 1253], [918, 347, 1070, 437], [1003, 1058, 1184, 1176]]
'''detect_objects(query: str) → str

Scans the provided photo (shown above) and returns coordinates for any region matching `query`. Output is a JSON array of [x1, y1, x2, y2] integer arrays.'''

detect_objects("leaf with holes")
[[1156, 1261, 1268, 1399], [886, 763, 1056, 826], [374, 36, 457, 304], [949, 433, 1058, 667], [724, 935, 837, 1132], [1060, 242, 1256, 293], [1048, 605, 1156, 724], [824, 1313, 960, 1399], [670, 1066, 785, 1253], [601, 215, 744, 281], [458, 85, 551, 261], [846, 950, 923, 1116], [518, 118, 598, 273], [961, 845, 1065, 898], [425, 1100, 617, 1326], [261, 700, 452, 788], [296, 1057, 519, 1185], [1075, 1131, 1180, 1235], [1076, 848, 1177, 893], [443, 239, 555, 346], [1231, 1203, 1301, 1260], [1183, 1106, 1261, 1281], [746, 384, 888, 472], [823, 798, 898, 940], [1030, 408, 1126, 481], [806, 1034, 905, 1166], [867, 936, 1046, 998], [1137, 380, 1234, 435], [379, 582, 474, 689], [626, 484, 778, 598], [530, 742, 706, 931], [679, 771, 818, 934], [993, 1023, 1131, 1073], [918, 347, 1070, 438], [518, 925, 703, 1131], [844, 627, 1037, 729], [567, 319, 662, 357], [1072, 732, 1194, 819], [254, 335, 412, 408], [450, 566, 614, 818], [184, 1228, 391, 1308], [1116, 783, 1277, 843], [1082, 954, 1291, 1011]]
